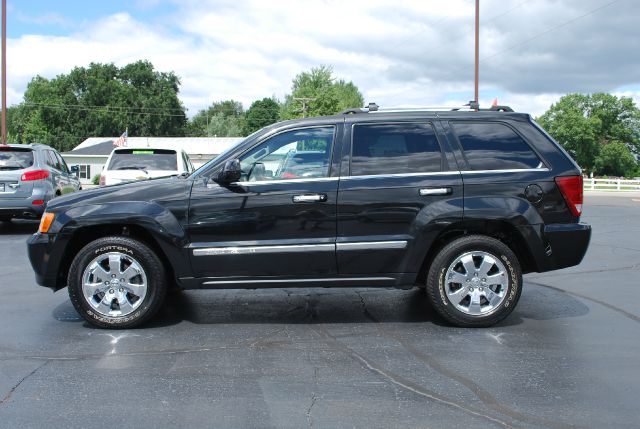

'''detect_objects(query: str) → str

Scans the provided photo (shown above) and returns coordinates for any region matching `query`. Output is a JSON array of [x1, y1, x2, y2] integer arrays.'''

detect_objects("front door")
[[188, 125, 340, 281]]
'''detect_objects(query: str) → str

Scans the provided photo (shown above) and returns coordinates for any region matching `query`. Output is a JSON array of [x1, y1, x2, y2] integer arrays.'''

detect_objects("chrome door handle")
[[293, 194, 328, 203], [419, 187, 452, 196]]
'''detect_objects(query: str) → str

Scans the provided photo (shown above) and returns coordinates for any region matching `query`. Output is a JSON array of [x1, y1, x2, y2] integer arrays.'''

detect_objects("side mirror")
[[70, 165, 79, 176], [217, 159, 241, 184]]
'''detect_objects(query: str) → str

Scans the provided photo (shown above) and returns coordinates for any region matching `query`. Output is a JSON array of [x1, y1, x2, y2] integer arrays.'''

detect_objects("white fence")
[[584, 178, 640, 192]]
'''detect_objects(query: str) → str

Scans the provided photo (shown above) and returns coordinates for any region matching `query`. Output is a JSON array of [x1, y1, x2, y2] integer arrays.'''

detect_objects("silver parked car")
[[0, 144, 81, 222]]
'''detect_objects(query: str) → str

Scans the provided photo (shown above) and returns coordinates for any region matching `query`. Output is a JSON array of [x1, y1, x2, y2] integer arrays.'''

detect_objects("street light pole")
[[1, 0, 6, 144], [474, 0, 479, 110]]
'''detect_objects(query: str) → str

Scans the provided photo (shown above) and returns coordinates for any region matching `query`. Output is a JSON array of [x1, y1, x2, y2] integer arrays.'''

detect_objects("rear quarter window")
[[451, 122, 543, 170], [0, 148, 34, 170]]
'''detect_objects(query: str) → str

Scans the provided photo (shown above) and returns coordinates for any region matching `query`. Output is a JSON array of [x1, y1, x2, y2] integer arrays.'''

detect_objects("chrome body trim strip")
[[228, 177, 339, 186], [193, 244, 334, 256], [193, 240, 409, 256], [336, 241, 407, 250], [458, 168, 549, 174]]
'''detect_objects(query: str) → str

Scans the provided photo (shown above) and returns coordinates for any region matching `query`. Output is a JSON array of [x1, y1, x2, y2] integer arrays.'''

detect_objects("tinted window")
[[108, 149, 178, 171], [452, 122, 542, 170], [0, 148, 33, 170], [351, 123, 442, 176], [239, 126, 334, 182]]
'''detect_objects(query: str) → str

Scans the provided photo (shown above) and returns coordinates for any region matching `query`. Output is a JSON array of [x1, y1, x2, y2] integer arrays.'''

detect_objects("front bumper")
[[27, 232, 71, 290]]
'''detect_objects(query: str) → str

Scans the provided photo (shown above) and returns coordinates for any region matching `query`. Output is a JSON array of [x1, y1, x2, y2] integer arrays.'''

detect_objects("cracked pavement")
[[0, 193, 638, 428]]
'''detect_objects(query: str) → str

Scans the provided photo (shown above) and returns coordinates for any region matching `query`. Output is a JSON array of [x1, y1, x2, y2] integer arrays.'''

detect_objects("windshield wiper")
[[116, 166, 148, 174]]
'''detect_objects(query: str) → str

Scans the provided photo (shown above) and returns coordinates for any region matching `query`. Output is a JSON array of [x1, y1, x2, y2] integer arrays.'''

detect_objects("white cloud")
[[6, 0, 640, 118]]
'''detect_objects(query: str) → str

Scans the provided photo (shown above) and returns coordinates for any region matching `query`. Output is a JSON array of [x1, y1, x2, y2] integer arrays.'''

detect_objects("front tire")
[[426, 235, 522, 327], [68, 236, 167, 329]]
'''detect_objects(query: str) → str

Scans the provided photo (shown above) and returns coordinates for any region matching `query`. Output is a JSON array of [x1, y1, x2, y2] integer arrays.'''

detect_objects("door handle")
[[292, 194, 328, 203], [419, 187, 452, 196]]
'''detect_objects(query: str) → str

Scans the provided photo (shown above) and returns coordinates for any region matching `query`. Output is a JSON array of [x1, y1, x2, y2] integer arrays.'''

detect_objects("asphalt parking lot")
[[0, 193, 638, 429]]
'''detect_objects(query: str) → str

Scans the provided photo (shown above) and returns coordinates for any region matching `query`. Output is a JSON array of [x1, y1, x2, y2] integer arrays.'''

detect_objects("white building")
[[62, 136, 244, 184]]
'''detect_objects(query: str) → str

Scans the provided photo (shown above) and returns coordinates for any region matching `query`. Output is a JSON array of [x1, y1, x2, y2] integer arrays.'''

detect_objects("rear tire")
[[426, 235, 522, 327], [67, 236, 167, 329]]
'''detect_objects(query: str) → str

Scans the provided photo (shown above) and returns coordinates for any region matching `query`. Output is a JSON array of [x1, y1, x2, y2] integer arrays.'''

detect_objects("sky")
[[5, 0, 640, 117]]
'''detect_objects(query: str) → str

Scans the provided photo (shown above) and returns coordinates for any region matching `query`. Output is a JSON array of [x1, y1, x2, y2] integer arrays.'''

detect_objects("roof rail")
[[341, 101, 514, 114]]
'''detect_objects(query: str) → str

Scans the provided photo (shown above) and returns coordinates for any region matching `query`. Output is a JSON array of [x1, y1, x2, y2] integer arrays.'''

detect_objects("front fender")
[[53, 201, 191, 278]]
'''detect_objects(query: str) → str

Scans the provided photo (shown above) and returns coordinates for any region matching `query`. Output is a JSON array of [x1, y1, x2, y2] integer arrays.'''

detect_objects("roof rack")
[[341, 102, 513, 114]]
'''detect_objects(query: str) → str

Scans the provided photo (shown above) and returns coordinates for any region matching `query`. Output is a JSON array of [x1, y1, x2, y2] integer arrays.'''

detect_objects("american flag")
[[113, 130, 128, 147]]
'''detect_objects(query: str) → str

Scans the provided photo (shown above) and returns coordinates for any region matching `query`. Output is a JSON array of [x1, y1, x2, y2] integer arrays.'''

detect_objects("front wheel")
[[68, 236, 167, 329], [426, 235, 522, 327]]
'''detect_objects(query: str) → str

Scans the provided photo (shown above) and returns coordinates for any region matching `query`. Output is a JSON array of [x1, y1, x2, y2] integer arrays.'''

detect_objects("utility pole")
[[293, 97, 315, 118], [474, 0, 480, 110], [1, 0, 6, 144]]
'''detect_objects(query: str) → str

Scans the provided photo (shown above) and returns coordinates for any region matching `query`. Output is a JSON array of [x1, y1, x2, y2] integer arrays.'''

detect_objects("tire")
[[426, 235, 522, 327], [67, 236, 167, 329]]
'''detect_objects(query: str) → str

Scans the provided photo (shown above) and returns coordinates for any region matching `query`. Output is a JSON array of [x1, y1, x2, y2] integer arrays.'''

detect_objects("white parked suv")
[[99, 147, 195, 186]]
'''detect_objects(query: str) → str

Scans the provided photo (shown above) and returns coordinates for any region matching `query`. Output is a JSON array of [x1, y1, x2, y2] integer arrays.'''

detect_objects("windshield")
[[108, 149, 178, 171], [0, 147, 34, 170]]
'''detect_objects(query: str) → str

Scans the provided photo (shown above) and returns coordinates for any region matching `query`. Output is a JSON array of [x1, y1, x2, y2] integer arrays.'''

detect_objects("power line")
[[21, 102, 187, 117], [479, 0, 621, 64], [23, 102, 186, 112]]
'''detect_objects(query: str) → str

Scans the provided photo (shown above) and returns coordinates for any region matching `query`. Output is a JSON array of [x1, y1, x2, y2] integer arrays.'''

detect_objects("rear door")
[[336, 119, 463, 278]]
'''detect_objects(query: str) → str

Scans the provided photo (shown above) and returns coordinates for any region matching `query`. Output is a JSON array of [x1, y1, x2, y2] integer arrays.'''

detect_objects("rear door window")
[[0, 147, 34, 170], [350, 123, 443, 176], [47, 150, 61, 170], [108, 149, 178, 171], [451, 122, 543, 170], [54, 151, 69, 173]]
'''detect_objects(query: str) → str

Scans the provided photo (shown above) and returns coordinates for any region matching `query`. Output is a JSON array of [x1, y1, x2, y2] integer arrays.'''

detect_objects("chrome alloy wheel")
[[81, 252, 148, 317], [444, 251, 509, 316]]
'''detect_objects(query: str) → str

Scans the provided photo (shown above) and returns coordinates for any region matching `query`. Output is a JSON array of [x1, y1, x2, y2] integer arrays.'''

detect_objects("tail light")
[[99, 175, 106, 186], [555, 175, 583, 217], [21, 169, 50, 181]]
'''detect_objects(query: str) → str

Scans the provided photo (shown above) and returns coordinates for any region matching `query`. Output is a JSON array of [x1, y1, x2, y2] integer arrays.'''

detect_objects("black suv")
[[27, 104, 591, 328]]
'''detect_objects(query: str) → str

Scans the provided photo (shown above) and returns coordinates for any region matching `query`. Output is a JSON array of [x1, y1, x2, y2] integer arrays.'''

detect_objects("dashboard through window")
[[351, 123, 443, 176], [239, 126, 335, 182]]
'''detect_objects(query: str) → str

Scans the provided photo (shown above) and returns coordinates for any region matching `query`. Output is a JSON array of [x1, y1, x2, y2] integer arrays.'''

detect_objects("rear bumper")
[[0, 192, 49, 219], [27, 232, 70, 290], [543, 223, 591, 270], [519, 223, 591, 273]]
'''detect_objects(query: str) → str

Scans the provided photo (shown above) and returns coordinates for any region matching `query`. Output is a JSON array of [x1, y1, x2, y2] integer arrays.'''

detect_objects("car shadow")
[[52, 282, 590, 329], [0, 219, 39, 235]]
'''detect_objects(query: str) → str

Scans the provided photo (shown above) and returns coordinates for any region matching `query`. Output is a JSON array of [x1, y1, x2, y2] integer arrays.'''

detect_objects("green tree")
[[244, 97, 280, 135], [538, 93, 640, 175], [7, 60, 187, 152], [594, 141, 638, 177], [281, 65, 364, 119], [187, 100, 245, 137]]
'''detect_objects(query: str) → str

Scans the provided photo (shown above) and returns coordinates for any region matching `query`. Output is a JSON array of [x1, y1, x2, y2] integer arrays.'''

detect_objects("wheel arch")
[[416, 219, 538, 285], [56, 223, 182, 292]]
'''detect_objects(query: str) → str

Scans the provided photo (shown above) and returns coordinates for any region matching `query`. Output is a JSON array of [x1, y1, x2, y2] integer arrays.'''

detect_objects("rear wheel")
[[68, 236, 167, 329], [426, 235, 522, 327]]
